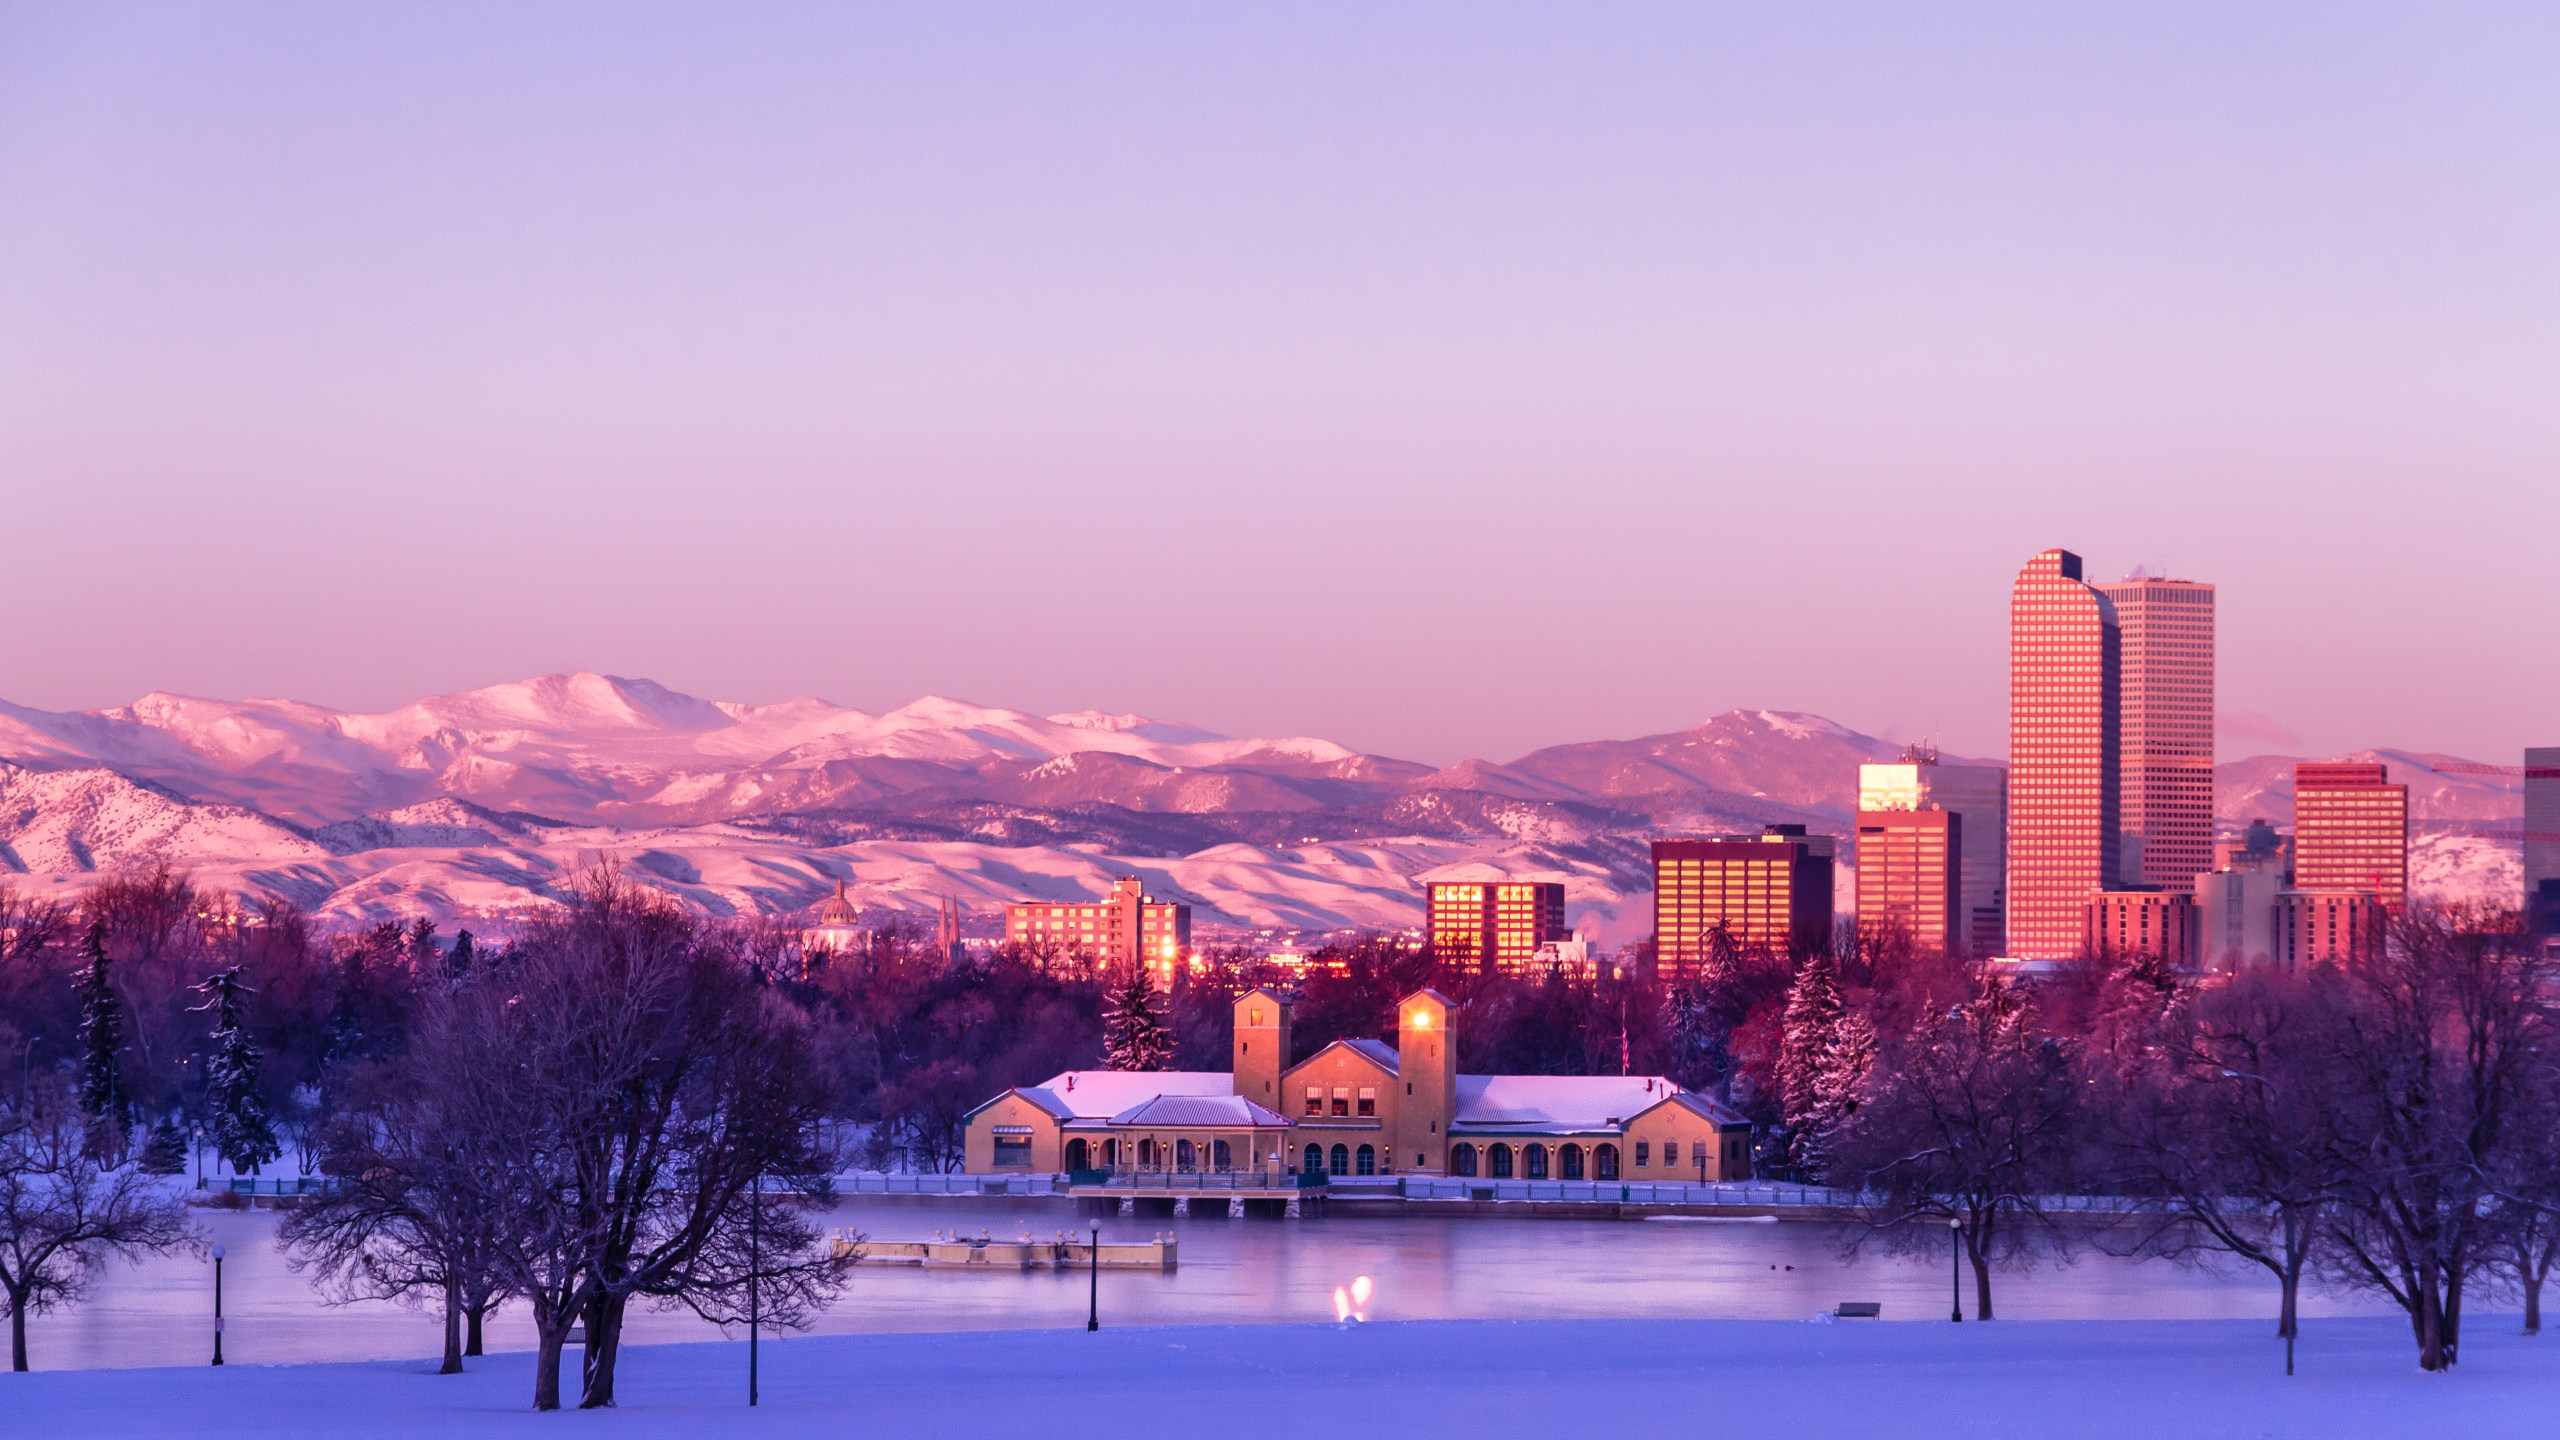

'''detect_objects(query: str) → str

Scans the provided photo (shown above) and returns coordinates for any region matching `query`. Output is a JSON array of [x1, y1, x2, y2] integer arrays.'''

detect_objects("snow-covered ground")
[[12, 1317, 2557, 1438]]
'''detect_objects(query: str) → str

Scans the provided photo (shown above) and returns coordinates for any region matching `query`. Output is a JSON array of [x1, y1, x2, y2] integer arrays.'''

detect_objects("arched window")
[[1595, 1143, 1619, 1181], [1212, 1139, 1233, 1171], [1525, 1144, 1549, 1179], [1489, 1144, 1514, 1178], [1065, 1138, 1090, 1172], [1328, 1144, 1350, 1176], [1102, 1139, 1119, 1169], [1451, 1143, 1478, 1177], [1304, 1144, 1324, 1173], [1560, 1144, 1584, 1180], [1175, 1139, 1196, 1172], [1356, 1144, 1377, 1176], [1138, 1139, 1157, 1169]]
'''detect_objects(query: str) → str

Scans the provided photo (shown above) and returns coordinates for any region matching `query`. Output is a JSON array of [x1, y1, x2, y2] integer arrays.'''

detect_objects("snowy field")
[[12, 1317, 2558, 1439]]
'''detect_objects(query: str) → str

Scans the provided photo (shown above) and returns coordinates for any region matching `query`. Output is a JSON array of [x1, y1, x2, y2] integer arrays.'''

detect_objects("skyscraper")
[[2292, 762, 2408, 907], [1426, 879, 1567, 975], [2526, 747, 2560, 935], [1860, 756, 2006, 955], [1650, 826, 1835, 975], [1854, 808, 1959, 956], [2007, 549, 2121, 959], [2096, 575, 2215, 889]]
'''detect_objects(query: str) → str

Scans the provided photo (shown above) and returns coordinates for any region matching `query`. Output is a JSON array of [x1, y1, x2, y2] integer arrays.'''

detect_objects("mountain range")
[[0, 674, 2527, 945]]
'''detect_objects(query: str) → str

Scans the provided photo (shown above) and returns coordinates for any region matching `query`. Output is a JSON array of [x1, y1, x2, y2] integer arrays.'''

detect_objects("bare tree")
[[1828, 976, 2082, 1319], [2318, 908, 2550, 1371], [0, 1086, 200, 1370], [2095, 967, 2355, 1372]]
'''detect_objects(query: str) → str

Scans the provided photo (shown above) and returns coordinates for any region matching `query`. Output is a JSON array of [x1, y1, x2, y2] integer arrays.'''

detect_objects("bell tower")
[[1232, 987, 1291, 1105], [1395, 989, 1458, 1174]]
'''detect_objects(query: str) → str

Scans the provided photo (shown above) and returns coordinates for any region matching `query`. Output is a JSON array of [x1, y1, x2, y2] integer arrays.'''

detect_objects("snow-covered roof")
[[1108, 1094, 1293, 1129], [1011, 1070, 1234, 1122], [1452, 1074, 1686, 1134], [1345, 1039, 1399, 1073]]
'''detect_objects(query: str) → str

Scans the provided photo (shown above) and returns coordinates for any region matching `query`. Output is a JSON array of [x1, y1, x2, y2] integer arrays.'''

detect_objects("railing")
[[1070, 1168, 1327, 1191], [835, 1171, 1057, 1197], [215, 1177, 336, 1197], [1396, 1177, 1858, 1207]]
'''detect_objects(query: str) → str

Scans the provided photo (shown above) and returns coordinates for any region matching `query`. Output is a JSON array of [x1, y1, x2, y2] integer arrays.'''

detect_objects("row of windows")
[[1303, 1085, 1377, 1118]]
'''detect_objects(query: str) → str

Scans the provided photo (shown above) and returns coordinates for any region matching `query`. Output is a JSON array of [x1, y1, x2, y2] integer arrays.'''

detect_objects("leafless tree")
[[2317, 907, 2550, 1371], [1828, 976, 2083, 1319], [0, 1085, 200, 1370]]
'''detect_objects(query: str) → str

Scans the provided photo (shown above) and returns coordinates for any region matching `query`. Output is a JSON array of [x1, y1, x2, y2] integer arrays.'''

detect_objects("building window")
[[1595, 1144, 1619, 1181], [1329, 1144, 1350, 1176], [1635, 1141, 1651, 1168], [1525, 1144, 1549, 1180], [992, 1131, 1033, 1169], [1331, 1088, 1350, 1118], [1451, 1144, 1478, 1177], [1303, 1144, 1324, 1174], [1356, 1145, 1377, 1176], [1304, 1087, 1322, 1117], [1357, 1087, 1376, 1117], [1489, 1144, 1514, 1178]]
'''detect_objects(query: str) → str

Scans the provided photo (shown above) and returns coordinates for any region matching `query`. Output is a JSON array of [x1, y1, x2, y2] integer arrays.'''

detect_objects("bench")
[[1834, 1302, 1882, 1319]]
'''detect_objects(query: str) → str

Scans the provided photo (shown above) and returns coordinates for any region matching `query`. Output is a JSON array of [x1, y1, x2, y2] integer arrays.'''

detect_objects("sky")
[[1, 3, 2554, 767]]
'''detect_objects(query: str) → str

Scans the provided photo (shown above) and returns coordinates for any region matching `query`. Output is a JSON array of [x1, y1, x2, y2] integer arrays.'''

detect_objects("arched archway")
[[1525, 1143, 1549, 1179], [1175, 1138, 1196, 1172], [1212, 1139, 1233, 1171], [1595, 1143, 1619, 1181], [1560, 1143, 1585, 1180], [1138, 1138, 1157, 1169], [1329, 1144, 1350, 1176], [1489, 1144, 1514, 1178], [1304, 1144, 1324, 1174], [1102, 1139, 1119, 1169], [1356, 1144, 1377, 1176], [1451, 1143, 1478, 1177], [1065, 1138, 1090, 1172]]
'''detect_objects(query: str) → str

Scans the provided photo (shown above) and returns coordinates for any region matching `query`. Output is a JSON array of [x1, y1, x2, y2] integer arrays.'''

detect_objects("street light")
[[1086, 1223, 1100, 1332], [211, 1243, 228, 1364], [747, 1175, 760, 1408], [1948, 1217, 1963, 1323]]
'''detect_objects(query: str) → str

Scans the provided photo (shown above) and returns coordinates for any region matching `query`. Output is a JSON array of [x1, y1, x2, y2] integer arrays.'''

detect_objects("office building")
[[1005, 876, 1192, 970], [1651, 826, 1836, 975], [2528, 748, 2560, 936], [1860, 756, 2006, 955], [2097, 576, 2215, 889], [1854, 808, 1960, 957], [2281, 890, 2387, 966], [2008, 549, 2121, 959], [2195, 856, 2286, 972], [1427, 879, 1568, 975], [2292, 762, 2408, 908], [2084, 890, 2198, 969]]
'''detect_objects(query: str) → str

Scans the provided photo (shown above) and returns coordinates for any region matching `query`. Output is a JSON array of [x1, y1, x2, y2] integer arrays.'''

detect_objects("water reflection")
[[42, 1196, 2390, 1371]]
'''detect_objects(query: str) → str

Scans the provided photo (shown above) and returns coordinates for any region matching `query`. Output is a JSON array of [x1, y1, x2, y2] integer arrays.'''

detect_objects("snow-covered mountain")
[[0, 675, 2529, 936]]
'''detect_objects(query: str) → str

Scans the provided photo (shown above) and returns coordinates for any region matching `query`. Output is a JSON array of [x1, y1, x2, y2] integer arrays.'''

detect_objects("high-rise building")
[[1854, 809, 1960, 957], [2096, 576, 2215, 889], [1651, 826, 1835, 975], [1860, 756, 2006, 955], [2526, 748, 2560, 936], [1426, 879, 1568, 975], [2084, 890, 2198, 968], [2008, 549, 2121, 959], [2292, 762, 2408, 908], [2280, 890, 2387, 965], [1005, 876, 1192, 970]]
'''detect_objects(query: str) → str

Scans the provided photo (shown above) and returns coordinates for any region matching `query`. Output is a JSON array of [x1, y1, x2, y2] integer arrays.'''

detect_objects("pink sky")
[[1, 4, 2554, 765]]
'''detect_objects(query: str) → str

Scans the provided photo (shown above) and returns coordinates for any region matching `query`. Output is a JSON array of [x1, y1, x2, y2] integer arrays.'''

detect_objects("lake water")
[[37, 1195, 2397, 1371]]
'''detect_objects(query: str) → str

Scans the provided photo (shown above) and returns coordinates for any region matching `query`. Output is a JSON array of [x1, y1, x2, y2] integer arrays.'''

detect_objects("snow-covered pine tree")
[[73, 920, 129, 1133], [1776, 949, 1845, 1171], [194, 967, 282, 1177], [445, 928, 477, 979], [1797, 1010, 1878, 1182], [139, 1114, 190, 1176], [1101, 965, 1173, 1071]]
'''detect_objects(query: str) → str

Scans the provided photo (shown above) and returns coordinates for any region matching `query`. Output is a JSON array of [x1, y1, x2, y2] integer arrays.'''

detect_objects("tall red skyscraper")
[[2292, 761, 2408, 908], [2097, 576, 2215, 889], [2007, 549, 2120, 959]]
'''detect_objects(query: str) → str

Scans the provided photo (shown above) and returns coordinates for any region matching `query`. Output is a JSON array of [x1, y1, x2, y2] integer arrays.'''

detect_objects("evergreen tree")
[[139, 1114, 190, 1176], [1798, 1011, 1878, 1181], [445, 928, 476, 980], [1101, 965, 1174, 1071], [194, 967, 281, 1176], [1777, 949, 1845, 1171], [73, 921, 129, 1135]]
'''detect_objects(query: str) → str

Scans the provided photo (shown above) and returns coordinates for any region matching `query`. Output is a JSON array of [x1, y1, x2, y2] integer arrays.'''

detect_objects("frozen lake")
[[37, 1193, 2398, 1371]]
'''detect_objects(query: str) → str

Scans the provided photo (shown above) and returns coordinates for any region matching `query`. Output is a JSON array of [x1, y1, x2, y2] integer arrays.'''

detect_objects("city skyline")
[[4, 5, 2555, 766]]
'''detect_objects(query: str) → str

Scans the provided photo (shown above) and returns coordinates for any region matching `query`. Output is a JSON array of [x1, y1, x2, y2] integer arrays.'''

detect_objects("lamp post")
[[211, 1243, 228, 1364], [1086, 1223, 1100, 1332], [747, 1174, 761, 1408], [1948, 1216, 1963, 1323]]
